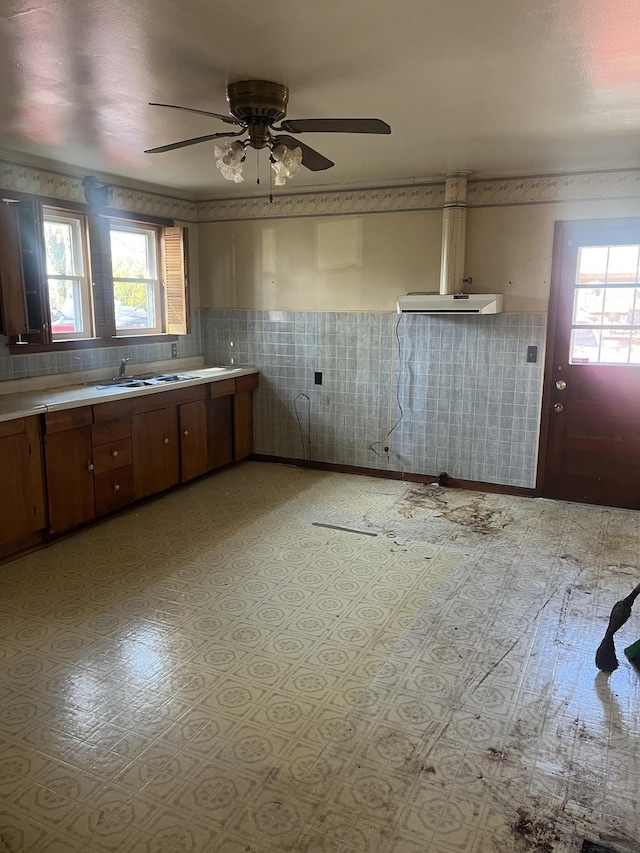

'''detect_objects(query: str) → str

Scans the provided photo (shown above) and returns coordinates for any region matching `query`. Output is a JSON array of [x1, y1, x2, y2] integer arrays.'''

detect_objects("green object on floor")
[[623, 638, 640, 662]]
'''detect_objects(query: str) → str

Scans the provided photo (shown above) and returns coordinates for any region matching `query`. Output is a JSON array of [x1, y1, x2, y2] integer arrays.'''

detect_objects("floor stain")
[[513, 807, 561, 851], [400, 486, 511, 534]]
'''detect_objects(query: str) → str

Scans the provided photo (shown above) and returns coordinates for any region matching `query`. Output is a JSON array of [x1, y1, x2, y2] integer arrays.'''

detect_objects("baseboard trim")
[[250, 454, 537, 498]]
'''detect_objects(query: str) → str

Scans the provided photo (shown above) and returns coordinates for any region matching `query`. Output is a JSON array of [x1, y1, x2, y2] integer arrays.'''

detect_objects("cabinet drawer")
[[0, 418, 26, 439], [92, 416, 131, 446], [94, 466, 135, 515], [93, 438, 132, 475], [236, 373, 259, 392], [131, 385, 206, 414], [45, 407, 93, 433], [93, 399, 134, 423], [209, 378, 236, 398]]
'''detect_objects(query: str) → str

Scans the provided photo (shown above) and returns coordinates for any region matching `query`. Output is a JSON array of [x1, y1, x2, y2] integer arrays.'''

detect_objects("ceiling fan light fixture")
[[271, 143, 303, 185], [214, 139, 245, 182]]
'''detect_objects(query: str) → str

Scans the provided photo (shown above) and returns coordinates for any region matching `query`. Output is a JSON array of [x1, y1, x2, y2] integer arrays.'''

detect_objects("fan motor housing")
[[227, 80, 289, 123]]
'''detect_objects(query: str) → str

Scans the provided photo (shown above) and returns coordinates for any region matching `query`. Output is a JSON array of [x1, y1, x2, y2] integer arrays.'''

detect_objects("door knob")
[[88, 462, 94, 471], [554, 403, 564, 412], [555, 379, 567, 390], [114, 484, 120, 493], [183, 430, 189, 437], [163, 437, 170, 445], [111, 449, 119, 457]]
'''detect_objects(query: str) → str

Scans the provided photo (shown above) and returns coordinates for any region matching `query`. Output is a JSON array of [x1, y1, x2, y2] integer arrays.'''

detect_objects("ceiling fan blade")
[[149, 102, 243, 126], [145, 131, 243, 154], [274, 135, 334, 171], [280, 118, 391, 134]]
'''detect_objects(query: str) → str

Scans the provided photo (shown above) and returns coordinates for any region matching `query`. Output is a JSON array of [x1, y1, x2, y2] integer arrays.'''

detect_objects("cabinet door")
[[208, 395, 233, 470], [132, 407, 179, 498], [45, 427, 95, 534], [234, 374, 258, 461], [0, 418, 45, 546], [180, 400, 208, 482]]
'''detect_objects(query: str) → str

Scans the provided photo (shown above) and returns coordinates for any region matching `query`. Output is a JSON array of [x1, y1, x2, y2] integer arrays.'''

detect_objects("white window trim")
[[110, 222, 163, 336], [44, 208, 93, 340]]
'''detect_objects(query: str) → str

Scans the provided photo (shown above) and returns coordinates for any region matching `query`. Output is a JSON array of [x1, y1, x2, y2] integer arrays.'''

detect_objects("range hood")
[[396, 171, 503, 315], [397, 292, 503, 314]]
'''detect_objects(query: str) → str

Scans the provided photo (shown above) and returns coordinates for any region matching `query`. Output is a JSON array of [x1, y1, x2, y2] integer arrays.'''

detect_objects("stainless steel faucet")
[[118, 357, 130, 378]]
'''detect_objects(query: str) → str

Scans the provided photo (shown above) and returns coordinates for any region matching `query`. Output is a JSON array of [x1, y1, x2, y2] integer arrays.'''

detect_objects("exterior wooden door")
[[540, 218, 640, 509]]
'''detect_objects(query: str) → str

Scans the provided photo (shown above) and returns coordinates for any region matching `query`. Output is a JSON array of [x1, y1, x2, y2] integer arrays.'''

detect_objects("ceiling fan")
[[145, 79, 391, 173]]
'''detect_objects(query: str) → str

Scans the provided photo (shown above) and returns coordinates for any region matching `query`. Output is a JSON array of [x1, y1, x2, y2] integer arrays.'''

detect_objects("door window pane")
[[577, 246, 608, 284], [573, 288, 604, 324], [603, 287, 636, 323], [606, 245, 639, 284]]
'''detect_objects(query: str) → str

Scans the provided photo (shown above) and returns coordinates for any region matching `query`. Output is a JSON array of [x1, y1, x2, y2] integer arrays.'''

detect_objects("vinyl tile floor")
[[1, 462, 639, 853]]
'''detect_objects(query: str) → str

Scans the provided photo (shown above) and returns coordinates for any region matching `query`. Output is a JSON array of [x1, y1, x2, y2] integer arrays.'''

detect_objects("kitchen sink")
[[91, 373, 199, 389]]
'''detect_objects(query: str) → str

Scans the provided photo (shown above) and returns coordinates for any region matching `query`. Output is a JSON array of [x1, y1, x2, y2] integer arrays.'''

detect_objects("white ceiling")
[[0, 0, 639, 199]]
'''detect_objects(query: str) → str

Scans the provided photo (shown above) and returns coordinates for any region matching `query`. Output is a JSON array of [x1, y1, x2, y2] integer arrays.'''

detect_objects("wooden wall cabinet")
[[0, 417, 45, 550]]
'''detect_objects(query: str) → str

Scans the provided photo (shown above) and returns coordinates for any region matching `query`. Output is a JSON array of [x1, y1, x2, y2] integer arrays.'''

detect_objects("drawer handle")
[[183, 430, 189, 437], [111, 449, 119, 458], [163, 437, 170, 445], [114, 484, 120, 493], [88, 462, 94, 472]]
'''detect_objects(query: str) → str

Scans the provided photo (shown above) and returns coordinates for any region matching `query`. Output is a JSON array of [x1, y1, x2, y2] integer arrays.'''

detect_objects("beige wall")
[[197, 197, 640, 313]]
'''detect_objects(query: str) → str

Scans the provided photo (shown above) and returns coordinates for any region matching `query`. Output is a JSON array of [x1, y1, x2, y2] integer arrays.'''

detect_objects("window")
[[0, 195, 189, 349], [570, 244, 640, 365], [110, 223, 161, 334], [43, 209, 93, 340]]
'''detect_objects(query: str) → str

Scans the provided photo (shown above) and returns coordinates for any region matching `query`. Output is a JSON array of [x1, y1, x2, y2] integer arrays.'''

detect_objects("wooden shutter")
[[162, 226, 190, 335], [0, 203, 29, 337], [14, 200, 51, 345], [88, 213, 115, 338]]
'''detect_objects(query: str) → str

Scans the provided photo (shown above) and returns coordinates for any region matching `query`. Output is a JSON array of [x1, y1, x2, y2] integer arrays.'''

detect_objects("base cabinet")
[[1, 371, 258, 561], [0, 417, 45, 548], [132, 407, 180, 498], [44, 408, 95, 534]]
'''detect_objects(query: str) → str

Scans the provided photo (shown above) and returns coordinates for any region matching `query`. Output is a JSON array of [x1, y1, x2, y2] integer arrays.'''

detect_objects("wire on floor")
[[369, 312, 405, 459]]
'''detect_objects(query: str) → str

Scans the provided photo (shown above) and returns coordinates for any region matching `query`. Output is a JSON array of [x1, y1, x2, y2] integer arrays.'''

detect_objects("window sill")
[[9, 334, 178, 355]]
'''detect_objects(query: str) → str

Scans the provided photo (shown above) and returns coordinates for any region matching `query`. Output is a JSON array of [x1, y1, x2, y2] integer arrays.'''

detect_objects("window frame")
[[1, 191, 189, 353], [110, 220, 162, 336], [43, 207, 94, 341]]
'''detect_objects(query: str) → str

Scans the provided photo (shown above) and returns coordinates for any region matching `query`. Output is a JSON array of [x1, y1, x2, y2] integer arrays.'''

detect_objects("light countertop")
[[0, 366, 257, 423]]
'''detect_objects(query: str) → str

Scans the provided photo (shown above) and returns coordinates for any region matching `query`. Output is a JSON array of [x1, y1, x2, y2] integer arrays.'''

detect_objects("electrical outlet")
[[526, 345, 537, 363], [171, 343, 178, 358], [314, 371, 322, 385]]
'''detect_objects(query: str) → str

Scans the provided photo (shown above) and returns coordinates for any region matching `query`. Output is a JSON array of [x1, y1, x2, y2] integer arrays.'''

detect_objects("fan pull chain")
[[255, 148, 260, 185], [269, 156, 274, 204]]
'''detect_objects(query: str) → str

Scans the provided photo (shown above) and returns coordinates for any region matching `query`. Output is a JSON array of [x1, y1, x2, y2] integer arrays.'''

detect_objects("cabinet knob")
[[183, 430, 189, 437], [111, 449, 119, 458], [114, 484, 120, 493], [163, 437, 170, 445], [88, 462, 94, 471]]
